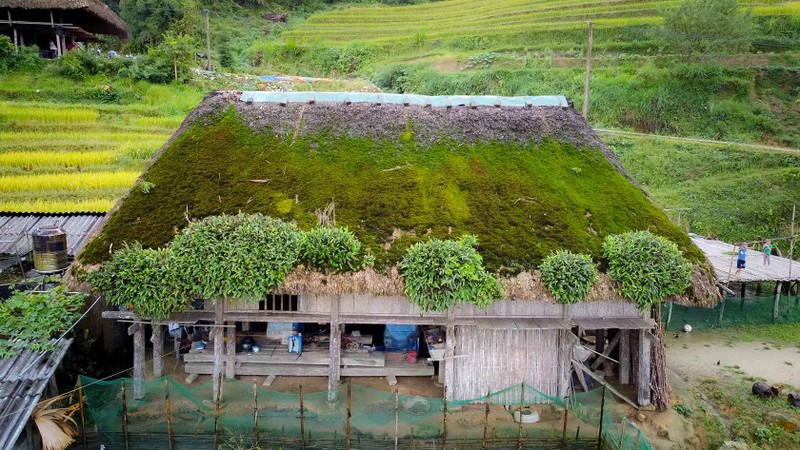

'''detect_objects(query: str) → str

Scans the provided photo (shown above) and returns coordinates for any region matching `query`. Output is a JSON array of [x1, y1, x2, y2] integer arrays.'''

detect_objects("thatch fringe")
[[0, 0, 131, 38], [670, 265, 721, 308]]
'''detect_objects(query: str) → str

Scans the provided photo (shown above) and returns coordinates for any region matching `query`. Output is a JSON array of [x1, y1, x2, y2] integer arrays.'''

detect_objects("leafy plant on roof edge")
[[539, 250, 599, 304], [301, 226, 364, 273], [0, 287, 86, 357], [169, 213, 304, 301], [602, 230, 692, 310], [89, 242, 186, 319], [400, 235, 503, 313]]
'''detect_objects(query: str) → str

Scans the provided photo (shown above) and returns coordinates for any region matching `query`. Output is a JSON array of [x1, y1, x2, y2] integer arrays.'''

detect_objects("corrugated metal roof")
[[240, 91, 570, 108], [0, 338, 73, 449], [0, 214, 103, 257]]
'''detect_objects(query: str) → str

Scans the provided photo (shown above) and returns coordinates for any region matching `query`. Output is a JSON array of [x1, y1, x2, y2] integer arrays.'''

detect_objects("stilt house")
[[81, 92, 718, 407]]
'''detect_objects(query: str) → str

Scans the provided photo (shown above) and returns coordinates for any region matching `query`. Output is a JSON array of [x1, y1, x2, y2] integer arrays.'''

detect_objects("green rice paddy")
[[0, 101, 189, 213]]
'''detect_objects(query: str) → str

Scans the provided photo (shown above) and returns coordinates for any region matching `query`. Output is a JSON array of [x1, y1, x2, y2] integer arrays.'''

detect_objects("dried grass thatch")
[[32, 396, 79, 450], [0, 0, 131, 38]]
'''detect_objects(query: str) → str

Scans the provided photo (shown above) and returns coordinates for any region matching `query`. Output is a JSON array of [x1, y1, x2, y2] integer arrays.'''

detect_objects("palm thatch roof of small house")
[[0, 0, 130, 38], [78, 91, 719, 306]]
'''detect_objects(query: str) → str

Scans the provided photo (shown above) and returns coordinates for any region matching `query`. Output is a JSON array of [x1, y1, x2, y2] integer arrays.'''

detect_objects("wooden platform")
[[691, 236, 800, 284], [184, 349, 434, 377]]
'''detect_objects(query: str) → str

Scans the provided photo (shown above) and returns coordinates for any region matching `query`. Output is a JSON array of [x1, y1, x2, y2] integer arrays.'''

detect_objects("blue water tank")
[[384, 325, 420, 352]]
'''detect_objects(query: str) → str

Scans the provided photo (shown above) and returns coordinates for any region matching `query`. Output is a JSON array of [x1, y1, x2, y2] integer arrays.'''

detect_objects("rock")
[[752, 381, 781, 398], [635, 413, 647, 422], [656, 429, 669, 439], [718, 441, 748, 450], [789, 392, 800, 408]]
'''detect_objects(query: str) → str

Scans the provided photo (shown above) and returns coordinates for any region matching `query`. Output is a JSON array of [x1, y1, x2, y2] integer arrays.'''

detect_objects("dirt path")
[[666, 332, 800, 387]]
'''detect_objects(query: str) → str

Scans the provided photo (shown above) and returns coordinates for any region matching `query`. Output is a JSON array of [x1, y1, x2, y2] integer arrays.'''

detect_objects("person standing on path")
[[735, 242, 748, 280], [763, 239, 774, 266]]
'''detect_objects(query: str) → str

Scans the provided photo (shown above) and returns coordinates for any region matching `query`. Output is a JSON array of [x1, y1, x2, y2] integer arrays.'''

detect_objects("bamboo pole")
[[636, 429, 641, 449], [442, 385, 448, 449], [346, 382, 352, 450], [482, 388, 491, 450], [620, 417, 626, 448], [253, 383, 259, 448], [517, 383, 524, 450], [166, 380, 174, 450], [121, 383, 130, 450], [78, 379, 87, 450], [561, 396, 569, 450], [394, 389, 400, 450], [213, 373, 222, 450], [597, 385, 607, 447], [300, 384, 306, 450]]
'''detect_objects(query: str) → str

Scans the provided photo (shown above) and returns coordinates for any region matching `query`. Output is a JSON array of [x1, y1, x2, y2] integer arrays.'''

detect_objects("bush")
[[663, 0, 754, 55], [169, 214, 304, 301], [302, 226, 362, 273], [400, 235, 503, 312], [602, 231, 692, 309], [89, 242, 187, 319], [0, 38, 43, 71], [539, 250, 598, 304]]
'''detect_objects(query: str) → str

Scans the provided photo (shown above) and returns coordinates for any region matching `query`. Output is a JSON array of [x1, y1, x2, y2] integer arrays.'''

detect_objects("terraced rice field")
[[283, 0, 800, 44], [0, 102, 184, 213]]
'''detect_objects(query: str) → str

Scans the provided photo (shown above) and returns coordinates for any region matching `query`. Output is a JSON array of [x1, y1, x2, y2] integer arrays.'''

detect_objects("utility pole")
[[582, 21, 593, 120], [205, 9, 212, 71]]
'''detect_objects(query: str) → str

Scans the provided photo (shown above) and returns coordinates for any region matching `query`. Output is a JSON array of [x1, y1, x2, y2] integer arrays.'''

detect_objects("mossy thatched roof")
[[80, 91, 715, 304]]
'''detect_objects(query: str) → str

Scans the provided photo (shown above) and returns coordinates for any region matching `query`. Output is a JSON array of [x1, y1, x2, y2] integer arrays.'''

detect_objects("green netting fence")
[[75, 376, 652, 450], [666, 292, 800, 332]]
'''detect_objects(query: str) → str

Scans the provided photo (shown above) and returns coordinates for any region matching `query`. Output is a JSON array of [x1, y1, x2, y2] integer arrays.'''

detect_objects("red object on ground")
[[407, 350, 418, 364]]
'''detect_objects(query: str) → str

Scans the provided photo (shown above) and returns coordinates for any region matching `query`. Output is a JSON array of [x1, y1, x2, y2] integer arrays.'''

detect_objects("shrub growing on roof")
[[301, 226, 363, 273], [602, 230, 692, 309], [0, 287, 85, 357], [89, 242, 186, 319], [169, 213, 304, 301], [539, 250, 599, 304], [400, 235, 503, 312]]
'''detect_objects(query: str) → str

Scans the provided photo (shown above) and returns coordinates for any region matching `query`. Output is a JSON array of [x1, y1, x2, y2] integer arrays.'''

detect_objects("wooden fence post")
[[121, 383, 129, 450]]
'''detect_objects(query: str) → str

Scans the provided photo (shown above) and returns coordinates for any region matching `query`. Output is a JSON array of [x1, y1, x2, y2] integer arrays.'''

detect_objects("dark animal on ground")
[[788, 393, 800, 408], [752, 381, 781, 398]]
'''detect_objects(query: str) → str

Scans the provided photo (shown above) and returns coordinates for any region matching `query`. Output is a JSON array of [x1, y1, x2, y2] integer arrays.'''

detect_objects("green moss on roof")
[[81, 98, 703, 269]]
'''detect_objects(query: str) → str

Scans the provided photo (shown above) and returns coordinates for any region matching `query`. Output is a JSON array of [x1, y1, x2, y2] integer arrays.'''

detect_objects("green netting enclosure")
[[666, 292, 800, 332], [75, 376, 652, 450]]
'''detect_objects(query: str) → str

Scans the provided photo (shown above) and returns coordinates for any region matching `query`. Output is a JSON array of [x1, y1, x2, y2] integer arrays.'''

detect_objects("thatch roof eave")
[[0, 0, 131, 39]]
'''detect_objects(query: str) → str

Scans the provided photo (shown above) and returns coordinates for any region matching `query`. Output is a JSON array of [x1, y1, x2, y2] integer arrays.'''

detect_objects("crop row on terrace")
[[282, 0, 799, 43]]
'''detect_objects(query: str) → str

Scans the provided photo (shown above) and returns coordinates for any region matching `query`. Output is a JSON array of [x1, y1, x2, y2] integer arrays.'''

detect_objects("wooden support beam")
[[128, 323, 141, 336], [212, 301, 224, 401], [226, 323, 236, 379], [443, 310, 456, 400], [572, 359, 640, 410], [557, 329, 572, 397], [185, 373, 198, 384], [591, 331, 620, 370], [637, 329, 651, 407], [152, 323, 163, 377], [262, 375, 276, 387], [328, 295, 342, 402], [133, 325, 145, 400], [773, 282, 783, 322], [571, 360, 589, 392], [619, 330, 630, 385]]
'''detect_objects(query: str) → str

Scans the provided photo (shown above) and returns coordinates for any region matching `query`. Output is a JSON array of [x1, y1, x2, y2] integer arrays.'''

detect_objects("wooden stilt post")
[[300, 384, 306, 450], [518, 383, 524, 450], [152, 323, 163, 378], [213, 373, 222, 450], [346, 381, 352, 450], [253, 383, 259, 448], [165, 380, 174, 450], [213, 300, 224, 401], [718, 297, 726, 326], [619, 330, 630, 384], [560, 395, 569, 450], [774, 282, 783, 322], [328, 295, 342, 402], [226, 322, 236, 379], [482, 388, 491, 450], [130, 324, 145, 400], [444, 310, 456, 398], [637, 329, 651, 407], [78, 380, 88, 450], [121, 383, 130, 450]]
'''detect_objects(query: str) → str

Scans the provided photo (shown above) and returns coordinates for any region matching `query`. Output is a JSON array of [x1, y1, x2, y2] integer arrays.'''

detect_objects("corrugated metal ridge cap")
[[240, 92, 570, 108]]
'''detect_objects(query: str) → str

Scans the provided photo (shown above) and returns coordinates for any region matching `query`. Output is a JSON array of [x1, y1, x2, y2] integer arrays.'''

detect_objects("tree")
[[663, 0, 754, 55], [157, 30, 197, 81], [120, 0, 184, 49]]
